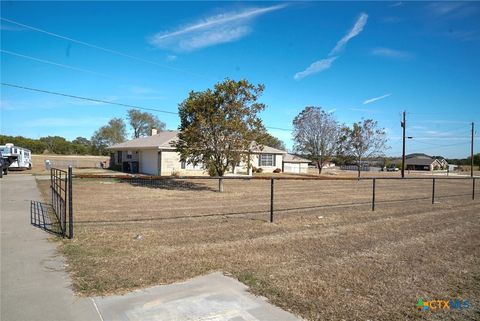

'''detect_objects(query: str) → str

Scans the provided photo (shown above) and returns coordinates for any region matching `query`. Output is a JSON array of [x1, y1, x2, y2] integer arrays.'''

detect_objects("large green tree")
[[39, 136, 71, 154], [173, 79, 267, 187], [127, 109, 166, 138], [91, 118, 127, 155], [340, 119, 388, 178], [71, 137, 92, 155]]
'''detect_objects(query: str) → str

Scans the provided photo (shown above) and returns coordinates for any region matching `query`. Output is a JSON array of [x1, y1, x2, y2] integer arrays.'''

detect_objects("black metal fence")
[[50, 167, 73, 238], [74, 174, 477, 224]]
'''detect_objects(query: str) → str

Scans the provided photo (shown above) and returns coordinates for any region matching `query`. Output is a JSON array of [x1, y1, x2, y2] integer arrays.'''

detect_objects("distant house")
[[405, 154, 447, 171], [107, 130, 303, 176]]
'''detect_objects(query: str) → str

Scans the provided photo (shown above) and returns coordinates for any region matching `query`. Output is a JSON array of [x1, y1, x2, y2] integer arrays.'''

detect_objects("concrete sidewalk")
[[0, 174, 101, 321], [1, 174, 302, 321], [94, 272, 302, 321]]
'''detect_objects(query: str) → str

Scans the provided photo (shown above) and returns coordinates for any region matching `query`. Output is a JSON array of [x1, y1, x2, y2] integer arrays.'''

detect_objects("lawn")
[[36, 177, 480, 321]]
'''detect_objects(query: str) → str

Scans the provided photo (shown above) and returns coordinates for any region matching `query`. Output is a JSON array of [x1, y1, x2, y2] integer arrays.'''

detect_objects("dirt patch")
[[36, 177, 480, 321]]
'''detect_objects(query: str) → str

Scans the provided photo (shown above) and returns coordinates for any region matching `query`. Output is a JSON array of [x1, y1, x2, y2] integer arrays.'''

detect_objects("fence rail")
[[73, 174, 478, 224], [50, 167, 73, 238]]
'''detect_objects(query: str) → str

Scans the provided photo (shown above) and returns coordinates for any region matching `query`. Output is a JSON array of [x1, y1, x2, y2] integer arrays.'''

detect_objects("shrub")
[[110, 164, 122, 172], [207, 165, 218, 176], [256, 168, 263, 173], [273, 168, 282, 173]]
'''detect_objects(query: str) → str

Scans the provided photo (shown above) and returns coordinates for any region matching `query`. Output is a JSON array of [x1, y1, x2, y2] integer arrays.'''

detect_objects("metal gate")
[[50, 167, 73, 238]]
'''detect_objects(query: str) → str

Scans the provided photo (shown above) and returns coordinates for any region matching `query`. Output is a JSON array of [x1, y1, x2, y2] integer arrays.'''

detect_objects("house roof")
[[405, 156, 439, 166], [108, 130, 286, 154], [282, 153, 311, 163], [108, 130, 179, 150]]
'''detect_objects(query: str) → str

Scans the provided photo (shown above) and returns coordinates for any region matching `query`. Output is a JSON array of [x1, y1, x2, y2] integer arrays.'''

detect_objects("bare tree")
[[340, 119, 388, 178], [292, 106, 342, 174]]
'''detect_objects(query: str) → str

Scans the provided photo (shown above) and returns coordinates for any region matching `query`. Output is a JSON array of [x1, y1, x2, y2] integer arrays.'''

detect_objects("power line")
[[1, 82, 178, 115], [1, 82, 292, 132], [0, 17, 208, 79], [0, 49, 110, 78]]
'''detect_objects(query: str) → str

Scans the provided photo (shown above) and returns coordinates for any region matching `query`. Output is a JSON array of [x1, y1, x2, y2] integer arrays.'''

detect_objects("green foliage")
[[91, 118, 127, 155], [173, 79, 267, 176], [260, 133, 286, 151], [39, 136, 71, 154], [0, 134, 95, 155], [127, 109, 166, 138], [0, 135, 47, 153]]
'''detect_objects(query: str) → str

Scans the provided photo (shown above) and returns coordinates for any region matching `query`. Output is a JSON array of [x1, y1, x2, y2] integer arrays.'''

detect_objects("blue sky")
[[1, 1, 479, 158]]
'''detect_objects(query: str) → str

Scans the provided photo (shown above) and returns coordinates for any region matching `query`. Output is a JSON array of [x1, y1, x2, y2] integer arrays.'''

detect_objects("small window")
[[259, 154, 275, 167], [126, 154, 132, 159]]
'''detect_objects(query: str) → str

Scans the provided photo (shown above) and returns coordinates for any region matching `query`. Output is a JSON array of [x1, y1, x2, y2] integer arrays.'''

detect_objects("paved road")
[[0, 174, 101, 321], [1, 174, 302, 321]]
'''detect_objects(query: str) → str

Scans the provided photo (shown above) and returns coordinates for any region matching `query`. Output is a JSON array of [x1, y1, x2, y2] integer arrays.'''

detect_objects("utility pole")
[[471, 122, 475, 178], [401, 111, 406, 178]]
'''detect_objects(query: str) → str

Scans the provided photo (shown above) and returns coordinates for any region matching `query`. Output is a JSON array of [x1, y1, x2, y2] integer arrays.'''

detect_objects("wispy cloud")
[[149, 4, 286, 52], [294, 13, 368, 80], [443, 29, 478, 42], [293, 57, 338, 80], [166, 54, 177, 61], [330, 13, 368, 55], [363, 93, 391, 105], [389, 2, 403, 8], [371, 47, 413, 59], [427, 2, 477, 19]]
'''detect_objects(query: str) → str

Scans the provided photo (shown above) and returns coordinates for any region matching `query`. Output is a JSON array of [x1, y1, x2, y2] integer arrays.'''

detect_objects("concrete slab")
[[93, 272, 302, 321], [0, 174, 101, 321]]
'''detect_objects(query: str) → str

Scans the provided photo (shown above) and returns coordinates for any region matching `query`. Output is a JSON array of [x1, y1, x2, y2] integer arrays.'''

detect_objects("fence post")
[[270, 178, 274, 223], [473, 178, 476, 201], [68, 166, 73, 239], [432, 178, 436, 204], [372, 178, 376, 211]]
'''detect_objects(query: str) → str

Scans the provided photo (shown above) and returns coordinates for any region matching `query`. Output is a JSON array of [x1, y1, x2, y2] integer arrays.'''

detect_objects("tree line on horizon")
[[2, 79, 478, 172]]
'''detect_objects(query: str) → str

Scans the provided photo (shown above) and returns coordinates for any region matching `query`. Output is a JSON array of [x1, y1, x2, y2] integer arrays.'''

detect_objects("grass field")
[[27, 154, 110, 175], [36, 177, 480, 321]]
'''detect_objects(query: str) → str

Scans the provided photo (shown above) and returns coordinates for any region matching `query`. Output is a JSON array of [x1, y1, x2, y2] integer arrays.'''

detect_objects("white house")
[[107, 130, 306, 176]]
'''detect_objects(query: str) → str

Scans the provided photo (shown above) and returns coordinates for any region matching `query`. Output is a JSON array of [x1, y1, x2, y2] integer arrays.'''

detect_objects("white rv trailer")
[[0, 144, 32, 170]]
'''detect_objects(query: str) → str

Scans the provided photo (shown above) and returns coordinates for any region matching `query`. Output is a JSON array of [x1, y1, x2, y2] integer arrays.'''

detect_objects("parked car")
[[386, 165, 399, 172], [0, 151, 8, 178]]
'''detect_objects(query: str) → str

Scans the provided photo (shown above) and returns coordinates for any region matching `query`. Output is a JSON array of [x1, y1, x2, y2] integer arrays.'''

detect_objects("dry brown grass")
[[26, 154, 110, 175], [36, 177, 480, 321]]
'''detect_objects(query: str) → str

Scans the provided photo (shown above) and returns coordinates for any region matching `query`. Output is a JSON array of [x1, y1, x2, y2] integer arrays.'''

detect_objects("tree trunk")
[[317, 161, 323, 174], [357, 165, 361, 179], [218, 178, 224, 193]]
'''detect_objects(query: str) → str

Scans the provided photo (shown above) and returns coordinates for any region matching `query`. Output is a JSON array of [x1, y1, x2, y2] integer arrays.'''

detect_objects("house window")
[[259, 154, 275, 167], [117, 151, 122, 163], [126, 154, 132, 159], [181, 161, 202, 170]]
